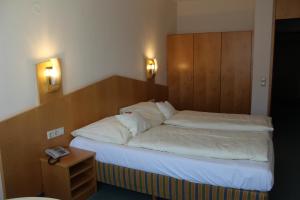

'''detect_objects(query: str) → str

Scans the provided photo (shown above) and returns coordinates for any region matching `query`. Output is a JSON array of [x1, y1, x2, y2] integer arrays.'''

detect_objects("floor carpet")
[[89, 108, 300, 200], [269, 107, 300, 200], [88, 183, 153, 200]]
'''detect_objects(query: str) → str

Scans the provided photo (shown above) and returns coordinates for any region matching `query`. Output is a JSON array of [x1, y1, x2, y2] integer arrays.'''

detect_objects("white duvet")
[[128, 125, 270, 162], [165, 110, 274, 132]]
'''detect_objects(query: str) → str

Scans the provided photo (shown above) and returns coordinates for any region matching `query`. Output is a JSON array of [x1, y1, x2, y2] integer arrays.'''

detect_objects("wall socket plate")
[[47, 127, 64, 140]]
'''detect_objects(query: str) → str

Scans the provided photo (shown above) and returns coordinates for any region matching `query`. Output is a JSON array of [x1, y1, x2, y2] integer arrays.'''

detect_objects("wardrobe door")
[[276, 0, 300, 19], [194, 33, 221, 112], [167, 34, 194, 110], [220, 31, 252, 114]]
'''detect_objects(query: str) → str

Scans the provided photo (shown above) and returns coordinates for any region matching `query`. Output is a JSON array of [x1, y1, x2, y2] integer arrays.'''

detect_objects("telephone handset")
[[45, 146, 70, 165]]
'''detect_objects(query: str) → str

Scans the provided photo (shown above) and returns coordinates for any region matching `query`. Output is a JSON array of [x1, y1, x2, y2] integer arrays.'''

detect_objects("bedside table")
[[40, 147, 97, 200]]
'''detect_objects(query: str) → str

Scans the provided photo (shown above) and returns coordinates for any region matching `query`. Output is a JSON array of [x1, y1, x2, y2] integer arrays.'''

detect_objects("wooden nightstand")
[[40, 147, 97, 200]]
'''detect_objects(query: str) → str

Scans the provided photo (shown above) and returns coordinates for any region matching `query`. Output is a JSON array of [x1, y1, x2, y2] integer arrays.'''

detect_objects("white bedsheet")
[[128, 125, 270, 162], [70, 136, 274, 192], [165, 111, 274, 132]]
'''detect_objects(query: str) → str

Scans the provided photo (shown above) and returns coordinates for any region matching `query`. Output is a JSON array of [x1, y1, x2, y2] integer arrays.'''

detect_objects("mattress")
[[165, 110, 274, 132], [70, 136, 274, 192]]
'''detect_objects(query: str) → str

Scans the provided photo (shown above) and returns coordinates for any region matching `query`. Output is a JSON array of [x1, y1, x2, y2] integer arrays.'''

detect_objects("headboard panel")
[[0, 75, 168, 198]]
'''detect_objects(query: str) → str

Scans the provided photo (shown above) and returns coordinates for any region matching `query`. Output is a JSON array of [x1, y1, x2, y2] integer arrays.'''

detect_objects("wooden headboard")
[[0, 75, 168, 198]]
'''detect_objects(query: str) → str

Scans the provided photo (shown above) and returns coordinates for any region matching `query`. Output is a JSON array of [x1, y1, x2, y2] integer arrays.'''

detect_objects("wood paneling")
[[194, 33, 221, 112], [167, 34, 194, 110], [220, 32, 252, 114], [0, 108, 43, 196], [168, 32, 252, 113], [0, 76, 168, 198], [276, 0, 300, 19]]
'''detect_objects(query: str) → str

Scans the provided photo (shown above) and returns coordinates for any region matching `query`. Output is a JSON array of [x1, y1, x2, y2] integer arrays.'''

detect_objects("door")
[[276, 0, 300, 19], [167, 34, 194, 110], [220, 31, 252, 114], [271, 19, 300, 116], [194, 33, 221, 112]]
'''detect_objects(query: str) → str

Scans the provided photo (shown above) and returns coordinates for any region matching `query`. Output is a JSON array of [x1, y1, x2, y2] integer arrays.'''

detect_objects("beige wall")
[[0, 0, 275, 120], [177, 0, 255, 33], [251, 0, 275, 115], [0, 150, 4, 200], [0, 0, 177, 121]]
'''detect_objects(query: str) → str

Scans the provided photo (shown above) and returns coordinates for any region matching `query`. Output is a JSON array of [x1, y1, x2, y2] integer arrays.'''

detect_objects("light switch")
[[260, 77, 267, 87]]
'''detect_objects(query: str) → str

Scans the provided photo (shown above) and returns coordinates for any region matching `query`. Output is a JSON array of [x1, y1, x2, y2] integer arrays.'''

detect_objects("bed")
[[164, 110, 274, 132], [70, 101, 274, 200], [121, 101, 273, 132], [70, 135, 272, 199]]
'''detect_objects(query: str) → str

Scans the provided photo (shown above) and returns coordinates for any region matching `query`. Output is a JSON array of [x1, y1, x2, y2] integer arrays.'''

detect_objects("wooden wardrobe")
[[167, 31, 252, 114]]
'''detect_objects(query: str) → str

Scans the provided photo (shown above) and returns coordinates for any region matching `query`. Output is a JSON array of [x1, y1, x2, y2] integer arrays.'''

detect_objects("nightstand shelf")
[[41, 147, 97, 200], [72, 181, 96, 200], [71, 172, 94, 191], [70, 165, 93, 179]]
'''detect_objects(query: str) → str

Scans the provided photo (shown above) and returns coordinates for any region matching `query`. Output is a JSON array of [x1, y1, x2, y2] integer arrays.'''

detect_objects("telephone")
[[45, 146, 70, 164]]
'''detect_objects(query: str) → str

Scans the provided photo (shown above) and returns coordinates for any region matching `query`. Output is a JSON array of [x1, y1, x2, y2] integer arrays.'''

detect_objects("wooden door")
[[194, 33, 221, 112], [167, 34, 194, 110], [220, 31, 252, 114], [276, 0, 300, 19]]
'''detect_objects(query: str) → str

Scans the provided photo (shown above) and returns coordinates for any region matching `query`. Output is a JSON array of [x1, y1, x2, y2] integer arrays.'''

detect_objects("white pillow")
[[116, 112, 151, 136], [120, 102, 165, 127], [156, 101, 177, 119], [165, 101, 177, 113], [71, 117, 131, 144]]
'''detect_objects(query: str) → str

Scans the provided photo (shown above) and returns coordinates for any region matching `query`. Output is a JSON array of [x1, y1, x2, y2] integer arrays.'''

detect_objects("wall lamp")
[[146, 58, 157, 80], [37, 58, 62, 93]]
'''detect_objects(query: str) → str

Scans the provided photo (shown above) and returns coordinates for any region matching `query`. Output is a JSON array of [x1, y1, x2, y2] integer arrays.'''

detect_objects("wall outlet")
[[47, 127, 65, 139]]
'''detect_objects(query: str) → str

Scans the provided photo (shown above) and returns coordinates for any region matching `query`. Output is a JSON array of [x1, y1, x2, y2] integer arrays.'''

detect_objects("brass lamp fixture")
[[146, 58, 157, 80], [37, 58, 61, 93], [36, 57, 63, 104]]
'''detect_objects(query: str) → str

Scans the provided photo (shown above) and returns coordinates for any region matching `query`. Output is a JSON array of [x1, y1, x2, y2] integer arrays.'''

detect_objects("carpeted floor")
[[88, 183, 153, 200], [89, 107, 300, 200], [269, 106, 300, 200]]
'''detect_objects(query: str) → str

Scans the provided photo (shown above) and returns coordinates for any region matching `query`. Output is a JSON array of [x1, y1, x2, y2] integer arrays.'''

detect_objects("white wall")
[[0, 150, 4, 200], [0, 167, 3, 200], [0, 0, 177, 121], [0, 175, 3, 200], [177, 0, 275, 115], [251, 0, 275, 115], [177, 0, 255, 33]]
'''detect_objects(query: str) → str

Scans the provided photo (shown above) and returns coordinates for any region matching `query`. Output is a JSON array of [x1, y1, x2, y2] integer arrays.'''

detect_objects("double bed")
[[70, 101, 274, 200]]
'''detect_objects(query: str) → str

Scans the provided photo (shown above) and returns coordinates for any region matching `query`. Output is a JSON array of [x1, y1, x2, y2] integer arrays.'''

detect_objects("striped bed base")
[[96, 162, 268, 200]]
